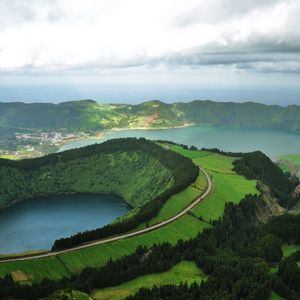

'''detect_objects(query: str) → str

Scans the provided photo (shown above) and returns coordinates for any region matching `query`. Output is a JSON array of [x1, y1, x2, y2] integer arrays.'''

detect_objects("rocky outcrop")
[[255, 182, 286, 223], [293, 184, 300, 198]]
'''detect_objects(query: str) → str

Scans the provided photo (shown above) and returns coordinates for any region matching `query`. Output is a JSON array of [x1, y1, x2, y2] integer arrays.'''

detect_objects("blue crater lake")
[[61, 125, 300, 159], [0, 194, 129, 254]]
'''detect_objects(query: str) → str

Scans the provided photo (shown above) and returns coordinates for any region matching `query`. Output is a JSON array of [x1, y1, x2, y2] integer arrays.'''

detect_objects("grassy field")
[[193, 153, 236, 174], [91, 260, 206, 300], [134, 166, 207, 229], [58, 215, 210, 274], [193, 171, 258, 221], [269, 291, 285, 300], [0, 256, 70, 282], [169, 145, 236, 173], [170, 145, 258, 221], [165, 145, 210, 159], [0, 154, 18, 159], [0, 215, 210, 281], [136, 179, 203, 230], [270, 267, 278, 274], [282, 244, 300, 258], [191, 171, 207, 191]]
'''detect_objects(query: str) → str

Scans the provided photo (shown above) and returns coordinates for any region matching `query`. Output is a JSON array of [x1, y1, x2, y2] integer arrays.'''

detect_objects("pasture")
[[91, 260, 206, 300]]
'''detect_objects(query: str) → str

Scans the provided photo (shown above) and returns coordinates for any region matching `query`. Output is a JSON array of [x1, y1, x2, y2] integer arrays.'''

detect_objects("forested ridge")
[[2, 99, 300, 132], [0, 138, 198, 250]]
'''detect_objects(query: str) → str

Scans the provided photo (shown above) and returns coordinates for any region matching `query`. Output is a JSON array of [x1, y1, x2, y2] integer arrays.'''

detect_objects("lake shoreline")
[[58, 122, 195, 149], [60, 125, 300, 160]]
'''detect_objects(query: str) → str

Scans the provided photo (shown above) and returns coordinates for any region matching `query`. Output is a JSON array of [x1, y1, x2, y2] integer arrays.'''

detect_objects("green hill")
[[1, 99, 300, 132], [0, 138, 198, 249]]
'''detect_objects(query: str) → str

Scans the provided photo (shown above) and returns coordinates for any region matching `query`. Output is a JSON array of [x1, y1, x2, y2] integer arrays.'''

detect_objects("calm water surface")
[[0, 194, 129, 254], [60, 125, 300, 159]]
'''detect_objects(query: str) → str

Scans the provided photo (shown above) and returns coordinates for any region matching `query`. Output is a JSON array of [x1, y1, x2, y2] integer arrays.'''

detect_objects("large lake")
[[60, 126, 300, 159], [0, 194, 129, 254]]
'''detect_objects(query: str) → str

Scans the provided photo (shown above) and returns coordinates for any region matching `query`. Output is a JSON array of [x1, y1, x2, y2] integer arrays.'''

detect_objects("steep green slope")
[[0, 138, 176, 209], [2, 99, 300, 132], [0, 150, 172, 209]]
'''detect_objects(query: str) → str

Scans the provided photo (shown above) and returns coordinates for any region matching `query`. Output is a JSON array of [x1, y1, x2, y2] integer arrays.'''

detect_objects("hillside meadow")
[[169, 145, 258, 221], [91, 261, 206, 300]]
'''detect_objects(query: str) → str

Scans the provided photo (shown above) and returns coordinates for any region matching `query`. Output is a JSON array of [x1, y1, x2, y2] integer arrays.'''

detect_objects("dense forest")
[[0, 138, 198, 249], [1, 99, 300, 132]]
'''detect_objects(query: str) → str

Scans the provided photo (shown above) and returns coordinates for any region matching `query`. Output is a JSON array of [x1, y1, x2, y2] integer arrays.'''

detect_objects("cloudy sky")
[[0, 0, 300, 104]]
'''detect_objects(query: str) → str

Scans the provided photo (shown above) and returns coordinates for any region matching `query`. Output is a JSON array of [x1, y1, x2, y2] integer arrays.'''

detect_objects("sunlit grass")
[[91, 261, 206, 300]]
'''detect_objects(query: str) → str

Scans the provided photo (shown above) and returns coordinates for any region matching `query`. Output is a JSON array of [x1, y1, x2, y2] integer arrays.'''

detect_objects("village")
[[0, 131, 92, 159]]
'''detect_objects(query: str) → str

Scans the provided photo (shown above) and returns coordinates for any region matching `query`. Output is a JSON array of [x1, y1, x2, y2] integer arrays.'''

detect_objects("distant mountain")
[[1, 99, 300, 132]]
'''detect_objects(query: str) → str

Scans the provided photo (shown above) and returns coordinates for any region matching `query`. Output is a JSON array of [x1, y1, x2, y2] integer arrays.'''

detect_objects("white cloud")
[[0, 0, 299, 76]]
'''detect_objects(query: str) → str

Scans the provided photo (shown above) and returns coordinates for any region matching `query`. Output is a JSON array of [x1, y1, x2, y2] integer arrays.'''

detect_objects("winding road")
[[0, 166, 212, 263]]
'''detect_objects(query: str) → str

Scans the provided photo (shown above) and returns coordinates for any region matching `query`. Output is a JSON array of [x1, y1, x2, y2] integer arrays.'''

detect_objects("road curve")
[[0, 166, 212, 263]]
